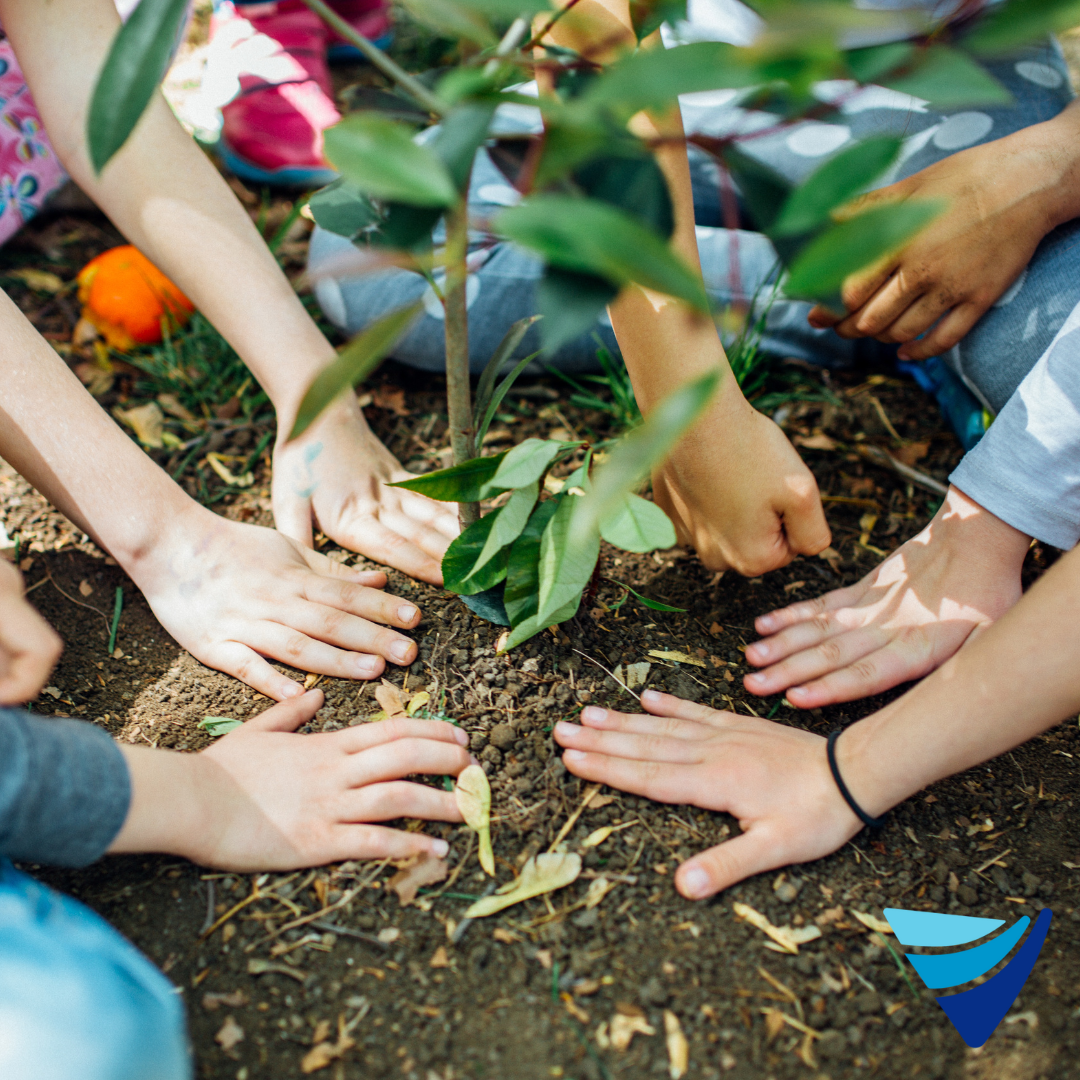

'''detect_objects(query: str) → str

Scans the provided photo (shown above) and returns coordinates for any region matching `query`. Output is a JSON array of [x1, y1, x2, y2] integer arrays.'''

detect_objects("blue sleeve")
[[0, 708, 131, 867]]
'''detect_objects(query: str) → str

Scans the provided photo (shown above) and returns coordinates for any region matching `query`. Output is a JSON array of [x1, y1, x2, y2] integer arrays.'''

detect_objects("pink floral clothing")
[[0, 36, 66, 247]]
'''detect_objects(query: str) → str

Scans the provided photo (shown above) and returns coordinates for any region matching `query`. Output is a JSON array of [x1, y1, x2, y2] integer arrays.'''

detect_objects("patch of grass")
[[546, 339, 642, 434]]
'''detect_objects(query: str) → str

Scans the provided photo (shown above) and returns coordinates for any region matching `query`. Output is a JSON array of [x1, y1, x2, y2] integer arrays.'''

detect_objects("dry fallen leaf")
[[387, 852, 448, 906], [372, 386, 409, 416], [455, 764, 494, 876], [429, 946, 450, 968], [311, 1019, 332, 1045], [664, 1011, 689, 1079], [215, 1016, 244, 1051], [375, 680, 407, 718], [202, 990, 247, 1012], [115, 401, 165, 448], [850, 910, 893, 935], [406, 690, 430, 716], [492, 927, 520, 944], [11, 268, 65, 293], [584, 876, 618, 909], [562, 992, 590, 1024], [156, 391, 196, 421], [894, 439, 930, 466], [814, 906, 845, 927], [589, 794, 617, 809], [78, 579, 93, 597], [582, 826, 615, 849], [733, 902, 822, 955], [204, 452, 254, 488], [610, 1011, 656, 1051], [647, 649, 707, 669], [464, 852, 581, 918], [793, 432, 838, 451], [301, 1015, 356, 1073]]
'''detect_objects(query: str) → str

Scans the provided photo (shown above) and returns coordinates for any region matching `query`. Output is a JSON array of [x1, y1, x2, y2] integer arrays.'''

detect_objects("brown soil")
[[4, 164, 1080, 1080]]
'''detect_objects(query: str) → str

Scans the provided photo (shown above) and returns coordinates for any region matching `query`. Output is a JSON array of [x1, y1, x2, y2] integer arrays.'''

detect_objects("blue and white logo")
[[884, 906, 1052, 1048]]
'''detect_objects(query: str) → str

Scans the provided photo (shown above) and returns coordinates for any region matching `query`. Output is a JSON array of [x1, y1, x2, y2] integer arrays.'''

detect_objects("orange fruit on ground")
[[77, 245, 195, 351]]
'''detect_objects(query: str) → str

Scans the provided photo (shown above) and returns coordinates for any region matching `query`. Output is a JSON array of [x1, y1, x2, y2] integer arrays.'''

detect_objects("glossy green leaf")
[[844, 42, 915, 84], [885, 46, 1011, 109], [443, 512, 511, 595], [585, 41, 761, 114], [720, 144, 793, 235], [390, 451, 509, 502], [324, 114, 458, 207], [483, 438, 578, 496], [629, 0, 687, 40], [771, 136, 901, 237], [198, 716, 243, 737], [504, 498, 560, 626], [503, 592, 583, 650], [288, 304, 421, 440], [599, 493, 676, 553], [537, 489, 601, 627], [569, 370, 719, 547], [398, 0, 497, 45], [784, 199, 945, 302], [497, 196, 709, 312], [431, 102, 497, 190], [308, 178, 380, 238], [458, 0, 552, 18], [575, 154, 674, 237], [370, 203, 443, 250], [88, 0, 191, 173], [616, 582, 686, 613], [474, 316, 540, 432], [466, 482, 539, 581], [965, 0, 1080, 56], [537, 268, 618, 355]]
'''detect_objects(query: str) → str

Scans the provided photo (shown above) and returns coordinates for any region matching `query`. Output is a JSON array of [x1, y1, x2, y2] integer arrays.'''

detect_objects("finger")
[[201, 641, 306, 701], [341, 716, 469, 752], [346, 737, 472, 786], [746, 606, 868, 670], [897, 302, 985, 361], [241, 689, 324, 732], [785, 635, 940, 708], [0, 605, 62, 705], [639, 688, 733, 727], [328, 822, 451, 861], [675, 827, 786, 899], [249, 622, 388, 681], [878, 289, 957, 345], [779, 473, 831, 558], [842, 273, 927, 339], [297, 546, 386, 587], [743, 625, 886, 697], [340, 517, 446, 586], [807, 303, 843, 329], [338, 781, 464, 823], [300, 576, 421, 631], [573, 703, 721, 739], [560, 747, 692, 805], [553, 719, 704, 764], [383, 487, 462, 546], [274, 491, 315, 551], [288, 601, 417, 666], [753, 583, 866, 638]]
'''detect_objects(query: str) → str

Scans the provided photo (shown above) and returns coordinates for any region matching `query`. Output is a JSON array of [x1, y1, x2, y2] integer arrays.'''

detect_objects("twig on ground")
[[572, 648, 639, 701], [548, 783, 602, 852], [310, 920, 390, 949], [42, 566, 111, 628], [856, 444, 948, 496]]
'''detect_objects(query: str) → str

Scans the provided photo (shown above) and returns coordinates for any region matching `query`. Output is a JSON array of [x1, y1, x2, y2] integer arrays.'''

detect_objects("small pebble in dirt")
[[640, 975, 670, 1007], [774, 878, 802, 903], [666, 671, 703, 702], [489, 723, 515, 750]]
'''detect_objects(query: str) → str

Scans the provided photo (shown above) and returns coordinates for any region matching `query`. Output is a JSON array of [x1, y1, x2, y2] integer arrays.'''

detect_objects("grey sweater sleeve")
[[0, 708, 131, 867]]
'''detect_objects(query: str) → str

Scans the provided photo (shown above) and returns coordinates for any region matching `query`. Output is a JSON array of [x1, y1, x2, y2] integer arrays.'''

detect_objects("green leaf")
[[371, 203, 443, 250], [771, 136, 901, 237], [574, 154, 674, 238], [536, 490, 601, 627], [88, 0, 191, 173], [585, 41, 761, 114], [720, 144, 793, 235], [784, 199, 945, 302], [324, 114, 458, 207], [483, 438, 578, 496], [965, 0, 1080, 56], [569, 370, 719, 547], [503, 592, 583, 650], [443, 512, 511, 595], [288, 303, 421, 440], [885, 46, 1012, 109], [497, 196, 709, 312], [476, 351, 540, 446], [466, 481, 539, 581], [537, 268, 619, 355], [458, 0, 552, 19], [398, 0, 498, 45], [844, 42, 915, 84], [599, 493, 676, 553], [613, 581, 686, 612], [431, 102, 497, 190], [390, 451, 509, 502], [474, 316, 539, 429], [198, 716, 244, 737], [308, 178, 380, 238], [504, 497, 561, 626], [629, 0, 687, 40]]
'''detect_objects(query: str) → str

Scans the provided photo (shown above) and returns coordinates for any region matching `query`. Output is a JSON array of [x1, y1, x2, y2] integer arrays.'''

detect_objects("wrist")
[[1008, 101, 1080, 229]]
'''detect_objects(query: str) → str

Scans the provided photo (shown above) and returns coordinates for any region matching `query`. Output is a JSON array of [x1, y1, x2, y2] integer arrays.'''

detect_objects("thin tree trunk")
[[444, 194, 479, 526]]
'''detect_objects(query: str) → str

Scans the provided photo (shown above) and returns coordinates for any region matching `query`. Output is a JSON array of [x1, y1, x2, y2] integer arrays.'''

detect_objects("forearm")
[[0, 0, 336, 427], [1008, 97, 1080, 232], [841, 541, 1080, 815]]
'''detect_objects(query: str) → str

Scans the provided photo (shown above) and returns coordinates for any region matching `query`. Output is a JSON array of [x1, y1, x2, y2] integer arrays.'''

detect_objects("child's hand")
[[653, 400, 831, 576], [131, 507, 425, 700], [273, 401, 459, 585], [554, 690, 860, 899], [0, 557, 62, 705], [111, 690, 471, 869]]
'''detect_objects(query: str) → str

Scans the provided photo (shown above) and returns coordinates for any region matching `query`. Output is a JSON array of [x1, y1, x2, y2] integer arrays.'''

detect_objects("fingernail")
[[555, 720, 577, 737], [563, 748, 585, 763], [758, 615, 775, 632], [642, 689, 661, 704], [356, 655, 381, 677], [431, 838, 449, 858], [580, 706, 605, 723], [453, 727, 469, 746], [391, 640, 414, 664], [398, 604, 418, 624], [681, 865, 711, 899], [745, 672, 765, 686], [748, 643, 767, 660], [281, 682, 303, 698]]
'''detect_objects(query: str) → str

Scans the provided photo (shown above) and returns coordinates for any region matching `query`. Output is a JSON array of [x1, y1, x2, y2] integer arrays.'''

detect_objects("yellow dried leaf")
[[300, 1015, 355, 1073], [582, 826, 615, 849], [763, 1008, 786, 1041], [664, 1011, 689, 1079], [647, 650, 707, 669], [78, 579, 93, 597], [11, 268, 64, 293], [492, 928, 519, 944], [495, 630, 510, 654], [387, 852, 448, 906], [562, 992, 590, 1024], [429, 945, 450, 968], [115, 401, 165, 448], [625, 661, 651, 688], [204, 452, 254, 488], [156, 392, 196, 421], [584, 876, 617, 909], [406, 690, 430, 716], [610, 1012, 656, 1051], [464, 852, 581, 918], [375, 681, 407, 718], [850, 910, 893, 935], [733, 902, 822, 955], [455, 764, 494, 876], [311, 1020, 332, 1045]]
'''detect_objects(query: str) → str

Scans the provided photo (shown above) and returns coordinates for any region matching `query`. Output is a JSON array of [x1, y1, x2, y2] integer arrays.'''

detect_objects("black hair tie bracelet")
[[826, 728, 887, 830]]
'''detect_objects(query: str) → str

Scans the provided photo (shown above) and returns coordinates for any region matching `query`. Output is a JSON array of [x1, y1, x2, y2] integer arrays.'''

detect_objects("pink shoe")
[[325, 0, 393, 62], [214, 0, 340, 187]]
